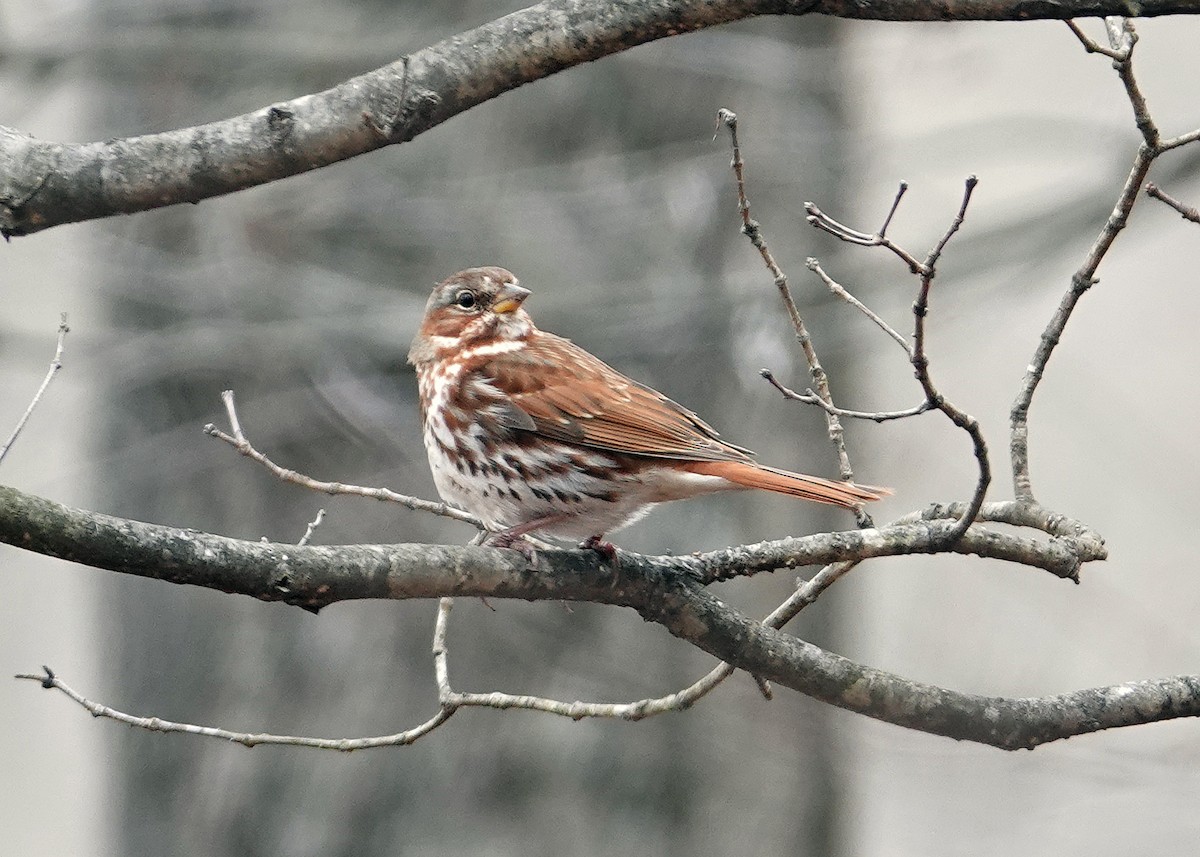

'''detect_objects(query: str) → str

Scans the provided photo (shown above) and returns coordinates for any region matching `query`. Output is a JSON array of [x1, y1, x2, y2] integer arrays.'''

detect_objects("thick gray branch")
[[0, 486, 1095, 613], [651, 585, 1200, 749], [6, 482, 1190, 749], [2, 0, 1198, 235]]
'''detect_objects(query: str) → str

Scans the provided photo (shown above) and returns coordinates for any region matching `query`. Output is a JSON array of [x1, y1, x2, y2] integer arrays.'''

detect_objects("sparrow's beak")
[[492, 283, 531, 315]]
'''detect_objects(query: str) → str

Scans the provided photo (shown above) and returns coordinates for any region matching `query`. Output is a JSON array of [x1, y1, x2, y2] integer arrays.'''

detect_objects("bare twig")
[[14, 594, 784, 752], [910, 176, 991, 542], [1010, 157, 1154, 503], [1158, 127, 1200, 152], [801, 175, 991, 543], [805, 258, 911, 354], [1146, 182, 1200, 223], [878, 181, 908, 237], [1011, 18, 1200, 502], [806, 198, 924, 273], [297, 509, 326, 546], [0, 314, 69, 467], [760, 370, 932, 423], [14, 665, 454, 750], [204, 390, 481, 528], [1107, 20, 1160, 148], [436, 597, 746, 719], [1064, 19, 1127, 60], [717, 108, 867, 514]]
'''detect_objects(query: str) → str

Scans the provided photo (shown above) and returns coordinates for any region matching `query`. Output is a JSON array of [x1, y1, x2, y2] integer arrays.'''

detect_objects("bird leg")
[[484, 514, 570, 561]]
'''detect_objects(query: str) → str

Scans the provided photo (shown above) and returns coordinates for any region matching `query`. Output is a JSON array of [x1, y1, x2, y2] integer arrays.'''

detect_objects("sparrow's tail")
[[686, 460, 890, 509]]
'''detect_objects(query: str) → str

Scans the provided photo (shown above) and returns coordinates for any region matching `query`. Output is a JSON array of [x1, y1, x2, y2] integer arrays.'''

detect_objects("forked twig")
[[803, 171, 990, 542], [1064, 19, 1128, 61], [910, 177, 991, 541], [806, 192, 924, 273], [17, 593, 790, 749], [1014, 18, 1200, 502]]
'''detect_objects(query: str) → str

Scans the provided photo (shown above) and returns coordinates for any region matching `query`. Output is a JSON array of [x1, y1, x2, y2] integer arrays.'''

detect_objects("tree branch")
[[1008, 17, 1200, 502], [0, 480, 1142, 748], [14, 665, 455, 750], [0, 485, 1099, 611], [9, 482, 1190, 751], [2, 0, 1196, 236]]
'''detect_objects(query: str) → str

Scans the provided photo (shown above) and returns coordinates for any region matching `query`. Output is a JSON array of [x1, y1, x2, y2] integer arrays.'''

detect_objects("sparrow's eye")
[[454, 290, 477, 309]]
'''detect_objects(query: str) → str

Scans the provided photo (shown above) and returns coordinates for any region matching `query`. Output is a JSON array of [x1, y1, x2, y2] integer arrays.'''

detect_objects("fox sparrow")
[[409, 267, 888, 552]]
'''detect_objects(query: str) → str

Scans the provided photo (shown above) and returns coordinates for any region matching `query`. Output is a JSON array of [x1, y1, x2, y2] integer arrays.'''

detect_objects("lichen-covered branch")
[[8, 480, 1179, 750], [0, 485, 1098, 613], [649, 584, 1200, 750]]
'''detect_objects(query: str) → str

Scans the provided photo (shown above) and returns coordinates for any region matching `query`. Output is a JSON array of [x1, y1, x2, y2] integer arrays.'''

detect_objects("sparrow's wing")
[[479, 332, 755, 463]]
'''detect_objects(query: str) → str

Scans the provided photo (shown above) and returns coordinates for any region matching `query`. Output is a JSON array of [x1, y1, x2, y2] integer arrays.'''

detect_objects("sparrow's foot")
[[485, 530, 537, 562], [580, 534, 617, 562]]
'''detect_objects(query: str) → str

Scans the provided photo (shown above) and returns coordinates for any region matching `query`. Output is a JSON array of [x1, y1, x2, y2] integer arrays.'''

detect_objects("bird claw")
[[580, 535, 617, 562], [484, 531, 537, 562]]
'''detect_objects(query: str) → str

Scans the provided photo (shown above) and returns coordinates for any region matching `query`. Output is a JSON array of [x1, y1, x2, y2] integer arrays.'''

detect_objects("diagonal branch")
[[717, 108, 874, 536], [1010, 19, 1200, 502], [204, 389, 481, 527], [0, 315, 69, 466]]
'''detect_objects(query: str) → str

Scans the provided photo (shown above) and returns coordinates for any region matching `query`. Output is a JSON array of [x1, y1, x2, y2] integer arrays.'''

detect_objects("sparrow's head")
[[409, 267, 533, 364]]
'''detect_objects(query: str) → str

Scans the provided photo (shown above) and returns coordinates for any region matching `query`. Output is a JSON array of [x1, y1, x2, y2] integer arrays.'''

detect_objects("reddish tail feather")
[[686, 460, 890, 509]]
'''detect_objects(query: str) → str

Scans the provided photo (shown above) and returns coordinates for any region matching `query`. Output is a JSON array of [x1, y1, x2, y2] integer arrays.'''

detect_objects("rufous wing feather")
[[684, 460, 890, 509]]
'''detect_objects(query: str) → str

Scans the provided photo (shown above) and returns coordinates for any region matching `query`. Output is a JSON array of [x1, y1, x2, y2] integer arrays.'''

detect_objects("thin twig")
[[297, 509, 326, 546], [1011, 19, 1181, 502], [878, 182, 908, 237], [805, 200, 924, 273], [1064, 19, 1127, 60], [717, 108, 866, 514], [805, 257, 911, 354], [1146, 182, 1200, 223], [911, 176, 991, 543], [436, 598, 745, 718], [204, 390, 481, 528], [1107, 20, 1159, 148], [1158, 127, 1200, 152], [760, 370, 931, 422], [14, 665, 455, 750], [0, 314, 69, 466], [802, 175, 990, 542]]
